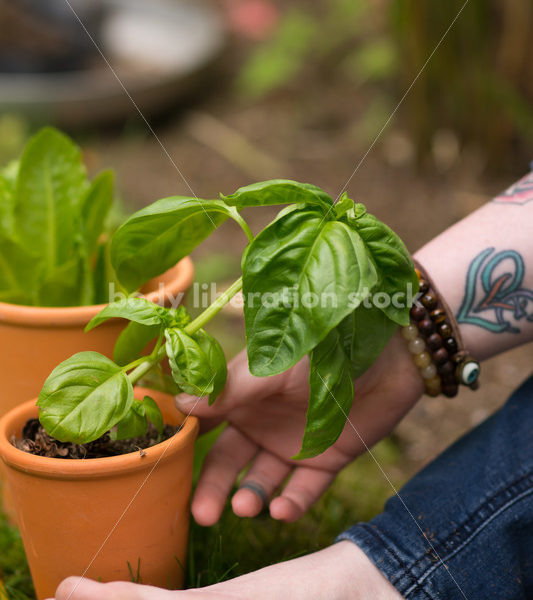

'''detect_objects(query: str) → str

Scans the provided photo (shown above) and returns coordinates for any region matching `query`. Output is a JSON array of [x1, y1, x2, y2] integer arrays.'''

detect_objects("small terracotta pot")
[[0, 257, 193, 415], [0, 388, 199, 600]]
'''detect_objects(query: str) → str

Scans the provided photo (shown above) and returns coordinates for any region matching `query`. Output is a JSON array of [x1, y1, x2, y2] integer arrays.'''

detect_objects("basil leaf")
[[110, 197, 234, 292], [86, 297, 170, 332], [194, 329, 227, 405], [38, 351, 134, 444], [243, 209, 377, 376], [14, 127, 88, 280], [295, 328, 354, 459], [338, 304, 398, 378], [333, 193, 354, 219], [113, 321, 162, 366], [351, 212, 418, 326], [112, 399, 147, 441], [165, 328, 215, 396], [82, 170, 114, 254], [139, 366, 181, 395], [222, 179, 333, 209], [142, 395, 164, 435]]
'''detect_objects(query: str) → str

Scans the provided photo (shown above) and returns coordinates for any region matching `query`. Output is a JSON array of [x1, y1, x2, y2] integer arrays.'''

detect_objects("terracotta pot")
[[0, 388, 199, 600], [0, 257, 193, 415]]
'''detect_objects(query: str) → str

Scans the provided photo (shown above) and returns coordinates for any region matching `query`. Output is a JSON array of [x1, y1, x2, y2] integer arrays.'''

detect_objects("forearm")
[[414, 172, 533, 361]]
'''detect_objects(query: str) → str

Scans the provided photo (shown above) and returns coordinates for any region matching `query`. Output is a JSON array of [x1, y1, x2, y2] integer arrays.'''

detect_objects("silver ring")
[[238, 481, 269, 506]]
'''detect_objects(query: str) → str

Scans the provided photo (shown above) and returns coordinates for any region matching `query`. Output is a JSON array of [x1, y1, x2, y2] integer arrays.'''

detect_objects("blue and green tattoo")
[[458, 171, 533, 333], [457, 248, 532, 334]]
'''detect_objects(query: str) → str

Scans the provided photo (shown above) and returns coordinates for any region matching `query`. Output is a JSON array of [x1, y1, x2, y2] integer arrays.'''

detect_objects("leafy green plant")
[[0, 127, 119, 306], [37, 180, 417, 458]]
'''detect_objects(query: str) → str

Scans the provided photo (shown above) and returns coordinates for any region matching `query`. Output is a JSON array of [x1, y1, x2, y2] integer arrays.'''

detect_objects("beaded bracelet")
[[402, 260, 480, 398]]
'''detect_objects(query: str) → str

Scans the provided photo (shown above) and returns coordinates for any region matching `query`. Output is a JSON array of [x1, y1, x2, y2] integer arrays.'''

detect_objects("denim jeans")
[[338, 375, 533, 599]]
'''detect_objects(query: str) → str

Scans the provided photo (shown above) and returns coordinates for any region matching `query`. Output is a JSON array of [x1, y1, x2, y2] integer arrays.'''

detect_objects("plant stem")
[[230, 211, 254, 243], [126, 277, 243, 386], [185, 277, 243, 335]]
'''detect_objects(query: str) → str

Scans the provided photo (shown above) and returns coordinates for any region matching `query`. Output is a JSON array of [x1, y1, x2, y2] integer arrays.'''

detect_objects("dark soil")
[[13, 419, 180, 459]]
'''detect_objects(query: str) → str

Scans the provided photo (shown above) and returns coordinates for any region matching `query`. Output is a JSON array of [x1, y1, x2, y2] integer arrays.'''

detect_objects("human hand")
[[52, 541, 403, 600], [176, 330, 424, 526]]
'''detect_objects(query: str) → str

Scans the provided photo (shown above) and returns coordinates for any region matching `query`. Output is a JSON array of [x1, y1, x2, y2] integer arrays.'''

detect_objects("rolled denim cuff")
[[337, 374, 533, 600]]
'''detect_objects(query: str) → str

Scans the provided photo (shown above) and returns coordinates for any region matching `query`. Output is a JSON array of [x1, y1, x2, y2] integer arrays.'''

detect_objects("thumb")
[[174, 348, 287, 419]]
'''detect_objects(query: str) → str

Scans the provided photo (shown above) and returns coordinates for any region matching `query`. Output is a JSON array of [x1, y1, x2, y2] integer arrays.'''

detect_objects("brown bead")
[[438, 322, 453, 338], [418, 318, 435, 335], [421, 293, 438, 310], [425, 376, 442, 397], [437, 361, 454, 377], [432, 348, 449, 365], [410, 305, 426, 321], [426, 333, 442, 350], [419, 279, 429, 295], [429, 308, 446, 324], [442, 383, 459, 398], [441, 375, 457, 387], [443, 337, 458, 354], [452, 352, 465, 364]]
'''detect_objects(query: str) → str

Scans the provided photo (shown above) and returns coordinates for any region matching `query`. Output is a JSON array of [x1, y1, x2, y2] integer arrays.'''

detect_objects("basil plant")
[[38, 180, 417, 458]]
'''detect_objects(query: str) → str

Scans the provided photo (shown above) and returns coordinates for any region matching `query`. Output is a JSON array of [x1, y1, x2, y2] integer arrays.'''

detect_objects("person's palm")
[[175, 331, 424, 526]]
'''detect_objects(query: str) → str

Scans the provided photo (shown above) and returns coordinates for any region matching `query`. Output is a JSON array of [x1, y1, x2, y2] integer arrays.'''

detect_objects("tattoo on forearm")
[[457, 247, 533, 333], [493, 171, 533, 205]]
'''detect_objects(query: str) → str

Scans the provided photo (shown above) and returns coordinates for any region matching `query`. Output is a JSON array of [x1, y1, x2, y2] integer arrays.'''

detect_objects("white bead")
[[461, 362, 480, 385], [408, 338, 425, 354], [420, 363, 437, 379], [401, 324, 418, 341]]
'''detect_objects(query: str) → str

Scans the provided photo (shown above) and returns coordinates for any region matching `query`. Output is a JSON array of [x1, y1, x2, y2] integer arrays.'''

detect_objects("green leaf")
[[82, 170, 114, 253], [14, 127, 88, 279], [337, 303, 398, 378], [295, 328, 354, 459], [86, 297, 170, 332], [112, 399, 148, 441], [113, 321, 162, 366], [0, 236, 37, 304], [93, 240, 123, 305], [36, 256, 84, 307], [0, 175, 14, 236], [194, 329, 227, 405], [351, 212, 417, 325], [222, 179, 332, 209], [333, 193, 354, 219], [142, 395, 164, 435], [110, 197, 235, 292], [165, 328, 215, 397], [243, 208, 377, 376], [1, 160, 19, 191], [138, 366, 181, 395], [38, 352, 134, 444]]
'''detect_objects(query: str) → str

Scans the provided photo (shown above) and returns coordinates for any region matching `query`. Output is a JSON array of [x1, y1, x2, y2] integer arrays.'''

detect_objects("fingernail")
[[174, 393, 198, 408]]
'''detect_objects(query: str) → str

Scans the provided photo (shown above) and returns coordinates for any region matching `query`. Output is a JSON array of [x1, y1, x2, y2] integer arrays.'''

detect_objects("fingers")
[[192, 425, 258, 526], [175, 349, 287, 422], [53, 577, 176, 600], [269, 467, 336, 523], [232, 451, 292, 518]]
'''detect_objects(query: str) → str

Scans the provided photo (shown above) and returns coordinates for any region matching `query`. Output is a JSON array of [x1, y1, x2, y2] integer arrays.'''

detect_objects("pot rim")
[[0, 257, 194, 327], [0, 388, 199, 479]]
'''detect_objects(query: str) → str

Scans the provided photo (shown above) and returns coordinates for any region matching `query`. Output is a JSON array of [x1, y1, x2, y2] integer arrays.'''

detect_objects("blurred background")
[[0, 0, 532, 595]]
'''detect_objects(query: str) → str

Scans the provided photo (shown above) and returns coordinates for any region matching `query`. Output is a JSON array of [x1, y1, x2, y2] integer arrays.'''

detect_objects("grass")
[[0, 436, 404, 598]]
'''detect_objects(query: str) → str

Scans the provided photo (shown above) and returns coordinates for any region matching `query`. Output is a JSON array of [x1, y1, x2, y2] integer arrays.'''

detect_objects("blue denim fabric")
[[338, 375, 533, 599]]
